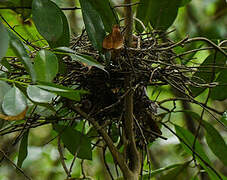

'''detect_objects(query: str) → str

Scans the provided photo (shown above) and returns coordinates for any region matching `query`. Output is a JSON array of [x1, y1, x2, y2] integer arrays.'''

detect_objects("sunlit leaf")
[[2, 86, 27, 116], [0, 80, 11, 106], [202, 121, 227, 166], [54, 125, 92, 160], [17, 131, 29, 168], [34, 49, 58, 82], [79, 0, 106, 51], [8, 31, 36, 82], [71, 54, 107, 73], [32, 0, 69, 48], [16, 83, 56, 113], [0, 21, 9, 61], [27, 85, 56, 103], [0, 106, 27, 121]]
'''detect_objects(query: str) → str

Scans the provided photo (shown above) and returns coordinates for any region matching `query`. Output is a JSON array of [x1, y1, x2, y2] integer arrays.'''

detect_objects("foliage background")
[[0, 0, 226, 179]]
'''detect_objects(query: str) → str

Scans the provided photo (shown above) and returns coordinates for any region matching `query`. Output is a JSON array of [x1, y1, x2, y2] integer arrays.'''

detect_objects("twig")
[[157, 36, 189, 51], [58, 137, 69, 175], [192, 50, 217, 166], [0, 6, 80, 10], [158, 98, 223, 115], [0, 148, 32, 180], [0, 14, 40, 50], [186, 37, 227, 57], [103, 146, 114, 180], [73, 106, 130, 176], [161, 123, 223, 180], [113, 2, 140, 8], [133, 115, 151, 179]]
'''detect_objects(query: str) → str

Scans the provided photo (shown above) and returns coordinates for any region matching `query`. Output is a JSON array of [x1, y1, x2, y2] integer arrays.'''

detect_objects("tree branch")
[[0, 6, 80, 10], [73, 106, 130, 176], [123, 0, 141, 177]]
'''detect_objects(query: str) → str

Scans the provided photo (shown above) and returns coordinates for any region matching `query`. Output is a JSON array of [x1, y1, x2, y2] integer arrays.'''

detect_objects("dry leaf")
[[103, 24, 124, 50], [0, 107, 28, 121]]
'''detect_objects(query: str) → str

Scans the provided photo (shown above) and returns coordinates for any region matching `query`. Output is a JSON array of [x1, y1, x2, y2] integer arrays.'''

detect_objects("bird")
[[102, 24, 124, 50]]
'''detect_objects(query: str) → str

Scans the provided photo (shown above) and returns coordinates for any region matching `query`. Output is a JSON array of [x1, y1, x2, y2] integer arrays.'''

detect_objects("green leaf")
[[0, 21, 9, 61], [34, 50, 58, 82], [202, 121, 227, 166], [15, 0, 33, 20], [136, 0, 183, 31], [2, 86, 27, 116], [71, 54, 107, 73], [27, 85, 56, 103], [190, 52, 226, 97], [149, 0, 181, 31], [53, 8, 70, 48], [36, 81, 87, 101], [0, 0, 32, 20], [0, 80, 11, 102], [159, 162, 189, 180], [0, 80, 11, 112], [17, 131, 29, 168], [53, 125, 92, 160], [179, 0, 192, 7], [220, 111, 227, 126], [136, 0, 152, 32], [1, 58, 12, 72], [88, 0, 117, 33], [16, 83, 56, 113], [175, 124, 221, 180], [53, 47, 75, 54], [210, 69, 227, 100], [116, 163, 186, 180], [32, 0, 69, 48], [8, 31, 36, 82], [79, 0, 106, 51]]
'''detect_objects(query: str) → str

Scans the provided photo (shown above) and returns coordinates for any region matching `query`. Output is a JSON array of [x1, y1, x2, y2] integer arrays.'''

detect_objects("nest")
[[59, 32, 188, 146]]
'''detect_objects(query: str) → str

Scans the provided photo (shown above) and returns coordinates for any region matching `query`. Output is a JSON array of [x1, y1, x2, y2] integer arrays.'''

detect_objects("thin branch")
[[186, 37, 227, 57], [102, 146, 114, 180], [158, 98, 223, 115], [0, 14, 40, 50], [73, 106, 130, 176], [0, 6, 80, 10], [157, 36, 189, 51], [0, 148, 32, 180], [161, 123, 223, 180], [113, 2, 140, 8], [58, 137, 69, 175]]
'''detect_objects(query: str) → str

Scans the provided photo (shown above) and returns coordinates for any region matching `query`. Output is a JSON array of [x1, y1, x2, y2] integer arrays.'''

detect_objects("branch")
[[123, 0, 141, 176], [161, 123, 223, 180], [186, 37, 227, 57], [113, 2, 140, 8], [0, 14, 40, 50], [57, 137, 69, 176], [0, 148, 32, 180], [73, 106, 130, 176], [0, 6, 80, 10]]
